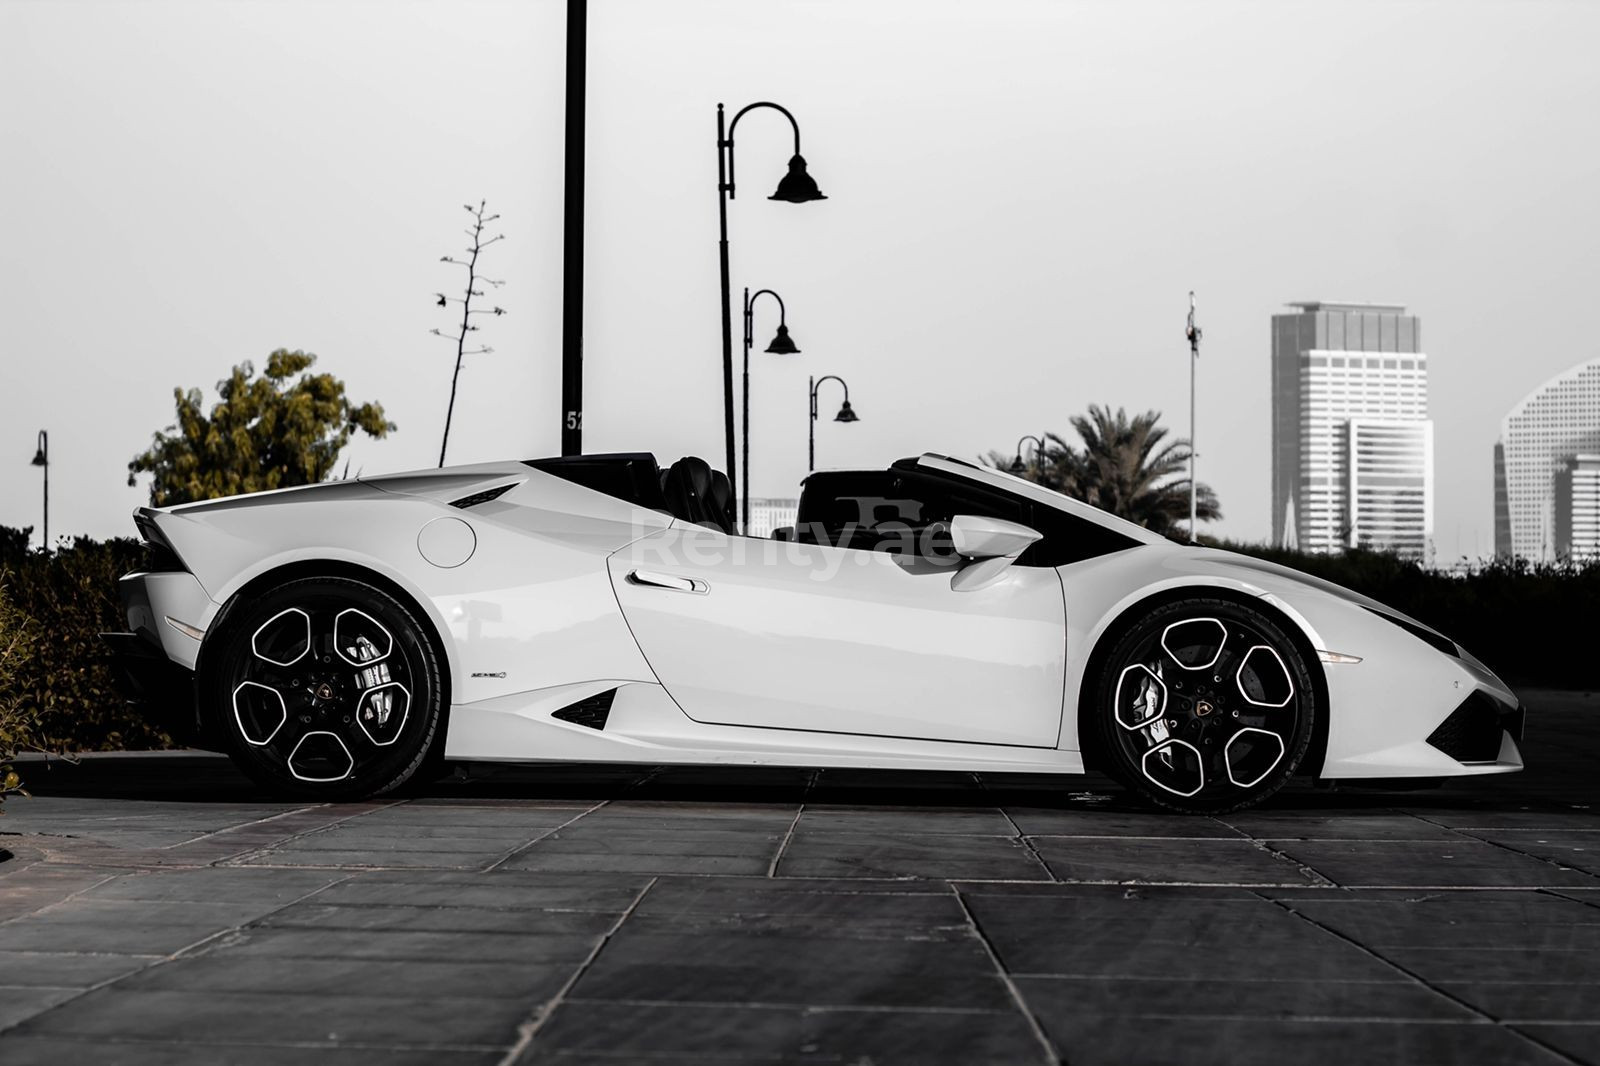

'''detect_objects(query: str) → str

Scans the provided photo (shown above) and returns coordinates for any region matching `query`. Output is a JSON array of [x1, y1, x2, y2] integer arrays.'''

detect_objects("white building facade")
[[1271, 301, 1433, 561], [1493, 359, 1600, 561], [745, 497, 799, 539], [1555, 454, 1600, 562]]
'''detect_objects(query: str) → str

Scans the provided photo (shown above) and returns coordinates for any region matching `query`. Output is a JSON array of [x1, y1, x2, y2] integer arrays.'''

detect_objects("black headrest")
[[662, 457, 730, 532]]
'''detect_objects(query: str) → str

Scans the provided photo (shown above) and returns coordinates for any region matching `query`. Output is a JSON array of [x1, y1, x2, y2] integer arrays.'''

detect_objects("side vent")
[[450, 483, 517, 509], [1426, 691, 1513, 763], [552, 688, 617, 731]]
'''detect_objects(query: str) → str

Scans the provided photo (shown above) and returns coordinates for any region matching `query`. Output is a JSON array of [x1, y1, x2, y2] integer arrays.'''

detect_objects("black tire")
[[1092, 597, 1317, 814], [208, 576, 444, 801]]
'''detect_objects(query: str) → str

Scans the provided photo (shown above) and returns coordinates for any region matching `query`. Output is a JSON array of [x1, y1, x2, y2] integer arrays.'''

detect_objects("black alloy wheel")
[[211, 576, 443, 800], [1093, 597, 1317, 814]]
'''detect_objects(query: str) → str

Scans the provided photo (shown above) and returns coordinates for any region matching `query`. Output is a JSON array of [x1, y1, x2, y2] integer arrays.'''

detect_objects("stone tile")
[[1282, 897, 1600, 948], [571, 920, 1009, 1010], [316, 871, 649, 911], [235, 849, 494, 870], [12, 987, 529, 1048], [967, 902, 1392, 980], [1029, 837, 1320, 885], [274, 831, 544, 853], [1272, 840, 1598, 888], [522, 1001, 1045, 1066], [261, 902, 619, 937], [1517, 1024, 1600, 1065], [219, 925, 602, 965], [1380, 946, 1600, 984], [500, 827, 782, 876], [1006, 808, 1242, 838], [347, 805, 593, 829], [1439, 983, 1600, 1022], [1473, 831, 1600, 877], [1014, 975, 1474, 1021], [1036, 1016, 1565, 1066], [1220, 812, 1466, 841], [83, 868, 344, 904], [117, 952, 575, 1001], [17, 899, 278, 929], [0, 985, 81, 1028], [0, 1036, 501, 1065], [636, 877, 962, 924], [0, 950, 156, 987], [1402, 807, 1600, 831], [776, 831, 1050, 880], [797, 806, 1018, 836], [956, 882, 1262, 904], [0, 919, 233, 956]]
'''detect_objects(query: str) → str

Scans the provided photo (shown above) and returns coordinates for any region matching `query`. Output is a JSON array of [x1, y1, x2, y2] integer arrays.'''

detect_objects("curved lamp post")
[[30, 429, 48, 552], [742, 287, 800, 529], [1009, 434, 1046, 476], [809, 375, 858, 472], [717, 100, 825, 518]]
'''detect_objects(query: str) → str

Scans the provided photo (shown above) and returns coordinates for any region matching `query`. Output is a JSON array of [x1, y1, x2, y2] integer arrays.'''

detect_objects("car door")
[[606, 475, 1067, 748]]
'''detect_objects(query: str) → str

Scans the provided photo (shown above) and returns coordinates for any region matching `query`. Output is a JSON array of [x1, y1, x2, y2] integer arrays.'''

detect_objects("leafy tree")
[[128, 349, 394, 507], [989, 405, 1220, 536]]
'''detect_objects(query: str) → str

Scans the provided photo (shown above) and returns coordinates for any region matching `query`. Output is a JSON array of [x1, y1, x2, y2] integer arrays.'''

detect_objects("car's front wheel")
[[1092, 597, 1317, 814], [209, 576, 444, 800]]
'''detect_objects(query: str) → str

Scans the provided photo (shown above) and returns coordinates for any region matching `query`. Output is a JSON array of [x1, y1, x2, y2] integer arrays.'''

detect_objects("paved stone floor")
[[0, 689, 1596, 1065]]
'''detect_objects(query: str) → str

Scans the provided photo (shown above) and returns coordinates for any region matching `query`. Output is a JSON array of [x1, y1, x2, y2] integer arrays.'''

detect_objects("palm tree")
[[987, 405, 1220, 537]]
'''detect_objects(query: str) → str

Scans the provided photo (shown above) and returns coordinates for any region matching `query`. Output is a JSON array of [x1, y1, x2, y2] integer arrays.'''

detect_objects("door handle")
[[628, 569, 708, 594]]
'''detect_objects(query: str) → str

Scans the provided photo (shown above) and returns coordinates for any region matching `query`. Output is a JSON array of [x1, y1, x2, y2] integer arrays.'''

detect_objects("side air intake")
[[552, 689, 617, 730], [450, 483, 517, 509], [1426, 691, 1518, 763]]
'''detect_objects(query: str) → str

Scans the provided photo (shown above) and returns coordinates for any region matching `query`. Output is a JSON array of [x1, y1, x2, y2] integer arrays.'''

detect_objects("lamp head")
[[764, 323, 800, 354], [31, 448, 46, 467], [769, 154, 827, 203], [1008, 456, 1027, 475], [834, 399, 859, 423]]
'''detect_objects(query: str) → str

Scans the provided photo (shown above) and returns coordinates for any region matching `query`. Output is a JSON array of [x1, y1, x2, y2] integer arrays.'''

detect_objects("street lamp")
[[742, 287, 801, 530], [717, 100, 826, 519], [809, 375, 858, 472], [1009, 434, 1046, 476], [30, 429, 48, 552]]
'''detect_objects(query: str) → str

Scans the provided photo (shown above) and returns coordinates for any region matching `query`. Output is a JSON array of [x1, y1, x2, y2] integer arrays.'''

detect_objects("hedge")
[[0, 526, 173, 758]]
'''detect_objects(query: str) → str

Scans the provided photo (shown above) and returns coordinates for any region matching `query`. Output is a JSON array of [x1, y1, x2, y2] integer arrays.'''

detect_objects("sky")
[[3, 0, 1597, 559]]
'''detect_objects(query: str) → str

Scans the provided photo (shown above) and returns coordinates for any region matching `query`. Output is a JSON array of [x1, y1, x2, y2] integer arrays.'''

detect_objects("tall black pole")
[[559, 0, 586, 456], [741, 287, 751, 531], [807, 375, 816, 473], [716, 105, 738, 510]]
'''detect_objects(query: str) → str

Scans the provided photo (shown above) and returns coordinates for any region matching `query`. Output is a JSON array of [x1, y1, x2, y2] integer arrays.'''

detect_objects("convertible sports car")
[[106, 451, 1524, 814]]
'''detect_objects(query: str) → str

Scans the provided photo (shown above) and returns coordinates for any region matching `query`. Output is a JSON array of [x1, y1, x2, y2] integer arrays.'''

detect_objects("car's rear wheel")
[[210, 576, 443, 800], [1092, 597, 1317, 814]]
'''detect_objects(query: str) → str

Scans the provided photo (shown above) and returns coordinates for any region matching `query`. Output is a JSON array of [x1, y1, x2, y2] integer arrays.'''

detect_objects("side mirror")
[[947, 514, 1042, 592], [771, 526, 795, 541]]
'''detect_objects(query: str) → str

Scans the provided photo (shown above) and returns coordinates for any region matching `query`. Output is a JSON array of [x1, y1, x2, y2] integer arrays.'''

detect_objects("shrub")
[[0, 527, 173, 753], [0, 572, 40, 810]]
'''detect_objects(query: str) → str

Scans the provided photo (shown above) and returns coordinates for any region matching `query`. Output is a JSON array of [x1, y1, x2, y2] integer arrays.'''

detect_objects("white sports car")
[[107, 452, 1524, 814]]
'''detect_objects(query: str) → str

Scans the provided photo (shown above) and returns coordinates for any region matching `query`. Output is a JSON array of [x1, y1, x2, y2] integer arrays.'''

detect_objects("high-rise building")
[[1271, 301, 1433, 560], [1493, 359, 1600, 561], [1554, 455, 1600, 561]]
